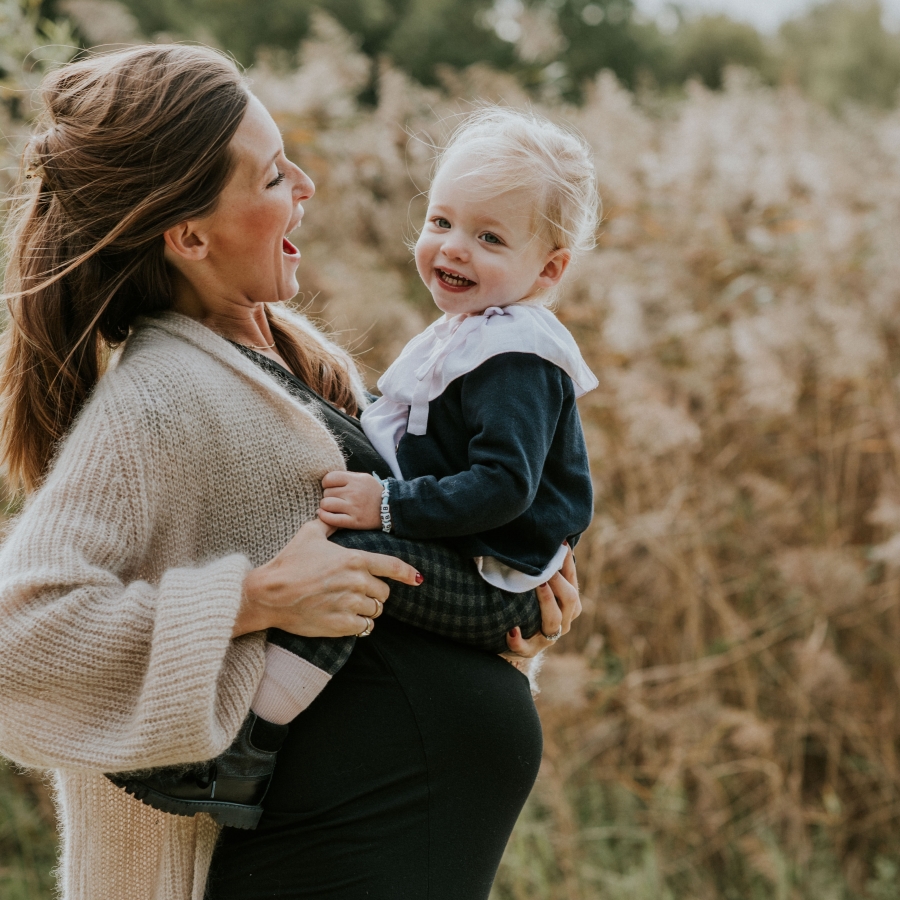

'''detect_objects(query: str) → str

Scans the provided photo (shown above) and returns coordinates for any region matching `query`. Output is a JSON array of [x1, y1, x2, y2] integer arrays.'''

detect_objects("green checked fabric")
[[268, 530, 542, 674]]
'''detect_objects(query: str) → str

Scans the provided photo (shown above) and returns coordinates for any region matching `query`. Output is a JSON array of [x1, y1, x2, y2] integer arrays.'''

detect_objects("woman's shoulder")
[[69, 315, 250, 455], [103, 313, 261, 411]]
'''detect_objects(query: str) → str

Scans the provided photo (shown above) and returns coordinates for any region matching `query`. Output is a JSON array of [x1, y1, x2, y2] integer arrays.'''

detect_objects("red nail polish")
[[415, 572, 424, 584], [540, 582, 548, 588], [508, 629, 517, 637]]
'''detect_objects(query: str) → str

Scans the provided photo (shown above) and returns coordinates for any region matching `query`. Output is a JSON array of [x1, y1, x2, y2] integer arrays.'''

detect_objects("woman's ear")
[[535, 248, 572, 290], [163, 220, 210, 262]]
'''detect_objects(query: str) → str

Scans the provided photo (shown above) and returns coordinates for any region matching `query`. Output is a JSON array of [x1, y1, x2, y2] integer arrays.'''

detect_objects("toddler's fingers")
[[321, 471, 351, 489], [319, 496, 352, 513], [317, 509, 353, 528]]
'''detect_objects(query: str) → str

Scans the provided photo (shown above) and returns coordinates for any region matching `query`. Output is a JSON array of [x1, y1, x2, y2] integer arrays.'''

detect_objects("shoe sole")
[[112, 779, 263, 829]]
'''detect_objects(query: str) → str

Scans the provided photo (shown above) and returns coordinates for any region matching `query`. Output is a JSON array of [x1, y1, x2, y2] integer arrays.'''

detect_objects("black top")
[[389, 352, 593, 576]]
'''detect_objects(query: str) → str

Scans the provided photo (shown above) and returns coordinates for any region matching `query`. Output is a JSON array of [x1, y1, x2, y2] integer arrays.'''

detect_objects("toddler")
[[320, 107, 598, 595], [111, 107, 599, 828]]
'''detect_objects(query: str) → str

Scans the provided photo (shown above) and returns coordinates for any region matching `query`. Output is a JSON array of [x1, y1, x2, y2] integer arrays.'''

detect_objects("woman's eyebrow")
[[260, 148, 281, 174]]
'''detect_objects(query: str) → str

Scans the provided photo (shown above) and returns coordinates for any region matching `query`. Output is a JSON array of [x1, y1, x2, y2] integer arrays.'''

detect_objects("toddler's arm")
[[319, 354, 572, 538]]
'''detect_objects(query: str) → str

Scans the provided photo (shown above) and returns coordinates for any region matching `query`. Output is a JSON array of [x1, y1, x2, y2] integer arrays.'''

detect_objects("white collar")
[[375, 304, 598, 435]]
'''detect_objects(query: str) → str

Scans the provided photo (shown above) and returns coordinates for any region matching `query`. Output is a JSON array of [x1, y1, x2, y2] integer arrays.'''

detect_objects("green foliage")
[[91, 0, 900, 111], [380, 0, 516, 85], [779, 0, 900, 110], [671, 14, 772, 90], [545, 0, 649, 93], [106, 0, 518, 81], [0, 760, 57, 900]]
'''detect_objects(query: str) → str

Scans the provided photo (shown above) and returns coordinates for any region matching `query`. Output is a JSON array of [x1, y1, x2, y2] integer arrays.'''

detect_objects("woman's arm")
[[0, 398, 418, 774], [0, 408, 261, 773], [235, 520, 420, 638]]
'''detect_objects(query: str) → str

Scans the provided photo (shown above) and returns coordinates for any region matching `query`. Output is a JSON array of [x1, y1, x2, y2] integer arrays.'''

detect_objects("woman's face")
[[191, 95, 314, 307]]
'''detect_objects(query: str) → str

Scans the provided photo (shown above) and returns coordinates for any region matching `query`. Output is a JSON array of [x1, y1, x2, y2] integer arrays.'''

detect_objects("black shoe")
[[106, 713, 289, 829]]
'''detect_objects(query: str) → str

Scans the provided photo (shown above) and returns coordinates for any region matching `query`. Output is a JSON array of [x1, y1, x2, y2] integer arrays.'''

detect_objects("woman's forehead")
[[230, 95, 282, 174]]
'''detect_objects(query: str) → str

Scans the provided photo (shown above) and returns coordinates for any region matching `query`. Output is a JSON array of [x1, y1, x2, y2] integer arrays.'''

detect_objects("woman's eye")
[[481, 232, 502, 245], [434, 217, 451, 229], [267, 171, 286, 188]]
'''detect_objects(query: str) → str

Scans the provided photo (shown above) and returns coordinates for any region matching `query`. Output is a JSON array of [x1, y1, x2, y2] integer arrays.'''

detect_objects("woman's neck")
[[170, 269, 290, 367]]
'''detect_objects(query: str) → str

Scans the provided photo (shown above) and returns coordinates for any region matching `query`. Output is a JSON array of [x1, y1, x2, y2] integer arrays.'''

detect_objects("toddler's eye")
[[480, 232, 502, 245], [434, 217, 451, 229], [267, 171, 286, 188]]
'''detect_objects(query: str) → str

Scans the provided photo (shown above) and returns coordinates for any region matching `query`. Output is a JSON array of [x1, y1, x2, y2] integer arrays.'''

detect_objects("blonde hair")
[[431, 107, 600, 263], [1, 45, 361, 493]]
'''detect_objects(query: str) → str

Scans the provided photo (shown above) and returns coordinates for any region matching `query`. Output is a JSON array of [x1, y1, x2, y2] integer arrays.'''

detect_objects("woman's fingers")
[[500, 549, 583, 658], [559, 545, 578, 590], [503, 627, 544, 658], [239, 518, 416, 639], [536, 581, 564, 636], [354, 549, 422, 588], [548, 549, 582, 633]]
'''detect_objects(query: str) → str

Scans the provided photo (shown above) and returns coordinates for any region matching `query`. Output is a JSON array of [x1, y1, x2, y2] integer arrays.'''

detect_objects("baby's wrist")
[[372, 473, 393, 533]]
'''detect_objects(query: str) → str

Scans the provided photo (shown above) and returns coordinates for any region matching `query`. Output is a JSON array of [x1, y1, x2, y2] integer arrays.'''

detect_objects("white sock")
[[250, 643, 332, 725]]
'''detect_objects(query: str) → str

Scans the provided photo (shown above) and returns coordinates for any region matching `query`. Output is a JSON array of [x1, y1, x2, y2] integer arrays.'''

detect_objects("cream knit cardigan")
[[0, 310, 364, 900]]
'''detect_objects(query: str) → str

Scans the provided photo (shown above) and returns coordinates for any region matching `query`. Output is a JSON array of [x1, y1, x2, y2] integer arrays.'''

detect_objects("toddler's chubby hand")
[[318, 471, 384, 530]]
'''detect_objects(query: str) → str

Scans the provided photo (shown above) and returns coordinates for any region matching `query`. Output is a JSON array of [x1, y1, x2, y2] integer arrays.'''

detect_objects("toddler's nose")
[[441, 236, 470, 262]]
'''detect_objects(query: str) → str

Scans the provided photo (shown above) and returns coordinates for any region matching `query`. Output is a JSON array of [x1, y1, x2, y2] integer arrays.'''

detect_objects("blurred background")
[[4, 0, 900, 896]]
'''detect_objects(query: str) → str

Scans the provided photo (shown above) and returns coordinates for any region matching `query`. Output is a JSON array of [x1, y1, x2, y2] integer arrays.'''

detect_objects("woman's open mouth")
[[283, 237, 300, 257], [436, 268, 475, 290]]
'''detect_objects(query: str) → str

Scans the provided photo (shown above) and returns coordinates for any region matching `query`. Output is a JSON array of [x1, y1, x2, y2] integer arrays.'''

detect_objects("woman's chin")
[[279, 275, 301, 302]]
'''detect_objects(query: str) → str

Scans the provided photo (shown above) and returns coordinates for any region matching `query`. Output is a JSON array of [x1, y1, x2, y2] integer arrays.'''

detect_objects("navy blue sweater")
[[388, 352, 593, 576]]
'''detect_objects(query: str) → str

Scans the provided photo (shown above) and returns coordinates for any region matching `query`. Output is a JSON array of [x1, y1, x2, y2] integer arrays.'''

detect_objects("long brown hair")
[[0, 45, 359, 494]]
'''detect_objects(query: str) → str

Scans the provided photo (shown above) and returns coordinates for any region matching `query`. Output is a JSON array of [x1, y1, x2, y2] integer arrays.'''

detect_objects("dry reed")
[[4, 7, 900, 897]]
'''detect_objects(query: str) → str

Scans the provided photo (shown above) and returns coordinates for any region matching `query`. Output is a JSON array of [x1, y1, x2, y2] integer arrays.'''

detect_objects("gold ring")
[[359, 616, 374, 637], [371, 598, 384, 618]]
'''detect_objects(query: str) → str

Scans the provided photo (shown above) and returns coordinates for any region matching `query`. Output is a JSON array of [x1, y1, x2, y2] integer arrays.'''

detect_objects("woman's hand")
[[234, 519, 421, 638], [318, 471, 383, 530], [502, 547, 582, 660]]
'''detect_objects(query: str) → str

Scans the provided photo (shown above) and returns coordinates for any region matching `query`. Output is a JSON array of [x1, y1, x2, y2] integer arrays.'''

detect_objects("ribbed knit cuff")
[[250, 643, 332, 725]]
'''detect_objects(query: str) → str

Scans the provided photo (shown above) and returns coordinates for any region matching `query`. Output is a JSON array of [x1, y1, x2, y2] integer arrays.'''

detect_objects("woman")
[[0, 46, 580, 900]]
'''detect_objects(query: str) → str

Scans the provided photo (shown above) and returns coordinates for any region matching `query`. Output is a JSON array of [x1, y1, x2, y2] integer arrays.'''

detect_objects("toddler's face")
[[415, 152, 567, 317]]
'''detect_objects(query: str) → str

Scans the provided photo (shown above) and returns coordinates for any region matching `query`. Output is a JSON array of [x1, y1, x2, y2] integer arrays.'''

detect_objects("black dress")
[[204, 350, 543, 900]]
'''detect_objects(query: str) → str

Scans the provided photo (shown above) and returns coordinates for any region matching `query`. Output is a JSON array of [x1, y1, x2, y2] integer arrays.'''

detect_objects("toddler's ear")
[[537, 248, 571, 289]]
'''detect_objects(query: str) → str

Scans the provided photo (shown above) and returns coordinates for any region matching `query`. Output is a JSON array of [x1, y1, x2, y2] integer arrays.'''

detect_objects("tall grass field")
[[4, 2, 900, 897]]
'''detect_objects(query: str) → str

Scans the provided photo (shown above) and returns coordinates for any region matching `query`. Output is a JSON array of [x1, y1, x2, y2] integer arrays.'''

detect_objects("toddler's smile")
[[414, 149, 569, 318]]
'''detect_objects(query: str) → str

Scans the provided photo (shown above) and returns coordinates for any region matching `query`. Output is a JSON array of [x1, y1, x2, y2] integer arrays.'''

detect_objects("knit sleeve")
[[0, 380, 265, 773]]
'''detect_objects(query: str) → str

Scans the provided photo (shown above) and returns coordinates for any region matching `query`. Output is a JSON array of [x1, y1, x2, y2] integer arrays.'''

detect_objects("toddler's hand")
[[318, 471, 383, 530]]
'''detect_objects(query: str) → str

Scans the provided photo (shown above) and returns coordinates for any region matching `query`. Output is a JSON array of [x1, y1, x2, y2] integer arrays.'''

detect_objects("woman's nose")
[[290, 162, 315, 201]]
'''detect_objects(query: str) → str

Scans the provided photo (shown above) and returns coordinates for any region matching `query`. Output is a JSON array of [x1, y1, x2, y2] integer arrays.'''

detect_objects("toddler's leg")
[[329, 530, 542, 654], [107, 634, 351, 829], [255, 632, 355, 724]]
